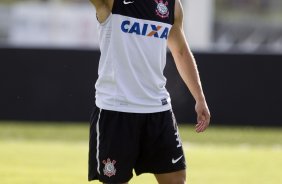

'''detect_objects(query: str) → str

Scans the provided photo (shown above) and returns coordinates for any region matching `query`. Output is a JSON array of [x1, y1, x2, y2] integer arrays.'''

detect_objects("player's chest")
[[113, 0, 175, 24]]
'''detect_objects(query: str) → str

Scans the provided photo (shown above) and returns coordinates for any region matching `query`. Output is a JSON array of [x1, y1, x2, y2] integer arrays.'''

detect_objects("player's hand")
[[195, 100, 210, 133]]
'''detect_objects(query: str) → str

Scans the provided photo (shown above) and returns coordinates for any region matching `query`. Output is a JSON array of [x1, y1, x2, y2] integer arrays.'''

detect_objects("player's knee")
[[171, 175, 186, 184], [172, 171, 186, 184], [158, 177, 186, 184], [156, 170, 186, 184]]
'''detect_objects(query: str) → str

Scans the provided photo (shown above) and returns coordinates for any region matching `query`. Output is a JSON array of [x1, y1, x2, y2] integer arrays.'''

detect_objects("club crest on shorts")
[[102, 158, 116, 177], [154, 0, 169, 19]]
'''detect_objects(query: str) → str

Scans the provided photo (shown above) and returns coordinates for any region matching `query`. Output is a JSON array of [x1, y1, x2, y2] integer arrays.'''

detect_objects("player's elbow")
[[172, 46, 190, 62]]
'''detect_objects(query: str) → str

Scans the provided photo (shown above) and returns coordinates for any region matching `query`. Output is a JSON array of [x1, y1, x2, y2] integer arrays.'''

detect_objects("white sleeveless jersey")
[[95, 0, 175, 113]]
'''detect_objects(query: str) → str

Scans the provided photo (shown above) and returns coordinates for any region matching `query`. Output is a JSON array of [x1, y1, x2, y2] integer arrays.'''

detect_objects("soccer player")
[[88, 0, 210, 183]]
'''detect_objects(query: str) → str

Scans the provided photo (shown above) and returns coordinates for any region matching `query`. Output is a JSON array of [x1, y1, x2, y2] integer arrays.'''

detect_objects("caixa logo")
[[121, 20, 169, 40]]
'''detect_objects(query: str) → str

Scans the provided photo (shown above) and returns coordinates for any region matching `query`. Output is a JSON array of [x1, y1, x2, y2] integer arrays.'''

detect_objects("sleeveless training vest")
[[95, 0, 175, 113]]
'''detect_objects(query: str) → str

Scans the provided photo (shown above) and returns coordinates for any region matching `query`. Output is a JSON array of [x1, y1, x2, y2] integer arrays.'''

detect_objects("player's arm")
[[168, 0, 210, 133], [89, 0, 112, 23]]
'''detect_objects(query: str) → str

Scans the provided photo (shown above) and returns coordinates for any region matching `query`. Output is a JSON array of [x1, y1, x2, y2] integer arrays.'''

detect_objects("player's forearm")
[[89, 0, 111, 23], [172, 46, 206, 103], [89, 0, 109, 10], [89, 0, 103, 7]]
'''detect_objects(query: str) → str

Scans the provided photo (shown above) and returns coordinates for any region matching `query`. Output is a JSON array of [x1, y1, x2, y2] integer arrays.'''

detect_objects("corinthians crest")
[[102, 158, 116, 177], [154, 0, 169, 18]]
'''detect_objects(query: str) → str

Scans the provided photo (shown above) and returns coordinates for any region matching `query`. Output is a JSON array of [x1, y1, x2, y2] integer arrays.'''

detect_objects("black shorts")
[[88, 107, 186, 183]]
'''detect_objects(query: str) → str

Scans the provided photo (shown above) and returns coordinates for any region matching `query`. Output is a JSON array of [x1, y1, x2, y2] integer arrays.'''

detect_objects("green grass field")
[[0, 122, 281, 184]]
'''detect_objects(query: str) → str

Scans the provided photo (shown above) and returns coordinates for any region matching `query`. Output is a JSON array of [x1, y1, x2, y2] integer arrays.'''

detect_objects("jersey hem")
[[96, 101, 172, 114]]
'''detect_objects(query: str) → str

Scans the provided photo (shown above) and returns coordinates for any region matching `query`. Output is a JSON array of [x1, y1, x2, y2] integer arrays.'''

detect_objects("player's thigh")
[[155, 170, 186, 184], [89, 108, 143, 183]]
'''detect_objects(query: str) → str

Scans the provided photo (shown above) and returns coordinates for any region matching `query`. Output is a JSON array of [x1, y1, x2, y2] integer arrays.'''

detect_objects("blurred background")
[[0, 0, 282, 125], [1, 0, 282, 53], [0, 1, 281, 184]]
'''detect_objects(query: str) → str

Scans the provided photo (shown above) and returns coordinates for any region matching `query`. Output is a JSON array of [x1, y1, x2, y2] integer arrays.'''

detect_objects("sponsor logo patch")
[[172, 155, 183, 164], [121, 20, 169, 40], [123, 0, 134, 5], [161, 98, 168, 105]]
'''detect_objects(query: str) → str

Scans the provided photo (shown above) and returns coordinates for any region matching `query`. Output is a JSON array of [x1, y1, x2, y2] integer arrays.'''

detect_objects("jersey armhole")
[[111, 0, 120, 14], [98, 13, 112, 26], [171, 0, 176, 25]]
